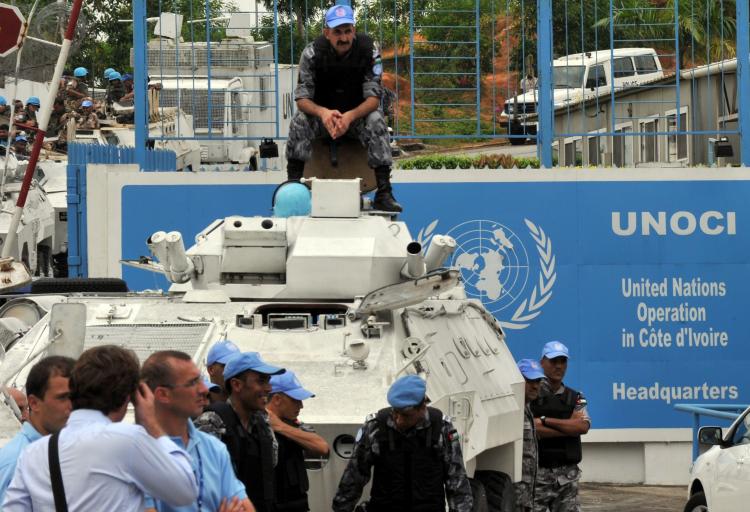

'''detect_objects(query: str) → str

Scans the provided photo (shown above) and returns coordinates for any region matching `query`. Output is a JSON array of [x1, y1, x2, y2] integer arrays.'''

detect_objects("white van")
[[502, 48, 664, 144]]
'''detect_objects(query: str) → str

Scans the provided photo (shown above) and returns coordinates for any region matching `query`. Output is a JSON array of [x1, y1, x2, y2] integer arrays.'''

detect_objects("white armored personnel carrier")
[[0, 179, 524, 510]]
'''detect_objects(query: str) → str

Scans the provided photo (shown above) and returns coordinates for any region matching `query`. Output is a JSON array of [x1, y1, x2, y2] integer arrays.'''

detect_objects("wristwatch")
[[540, 415, 547, 426]]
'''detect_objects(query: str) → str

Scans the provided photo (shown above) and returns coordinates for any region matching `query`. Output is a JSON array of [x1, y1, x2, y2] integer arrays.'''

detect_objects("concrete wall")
[[581, 429, 692, 485]]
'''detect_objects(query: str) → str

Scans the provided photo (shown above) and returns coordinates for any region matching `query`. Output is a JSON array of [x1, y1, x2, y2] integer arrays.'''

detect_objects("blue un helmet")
[[272, 182, 311, 218], [0, 97, 6, 106], [109, 72, 122, 81], [104, 68, 115, 79], [74, 67, 88, 78], [26, 97, 40, 107]]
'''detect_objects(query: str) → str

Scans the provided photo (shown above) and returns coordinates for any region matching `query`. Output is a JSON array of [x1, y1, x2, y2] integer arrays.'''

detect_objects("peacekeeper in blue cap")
[[515, 359, 544, 512], [286, 3, 402, 213], [332, 374, 473, 512], [529, 341, 591, 512], [205, 340, 240, 403], [267, 370, 329, 512], [195, 352, 285, 512]]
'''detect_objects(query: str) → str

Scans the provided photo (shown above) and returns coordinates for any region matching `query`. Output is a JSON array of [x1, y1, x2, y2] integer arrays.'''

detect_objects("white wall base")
[[579, 429, 692, 485]]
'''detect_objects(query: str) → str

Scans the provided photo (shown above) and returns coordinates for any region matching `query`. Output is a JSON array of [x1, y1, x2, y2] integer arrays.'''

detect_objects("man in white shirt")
[[3, 345, 199, 511]]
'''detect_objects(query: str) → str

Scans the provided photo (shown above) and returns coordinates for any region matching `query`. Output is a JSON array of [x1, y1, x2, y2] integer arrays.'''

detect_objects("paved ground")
[[580, 483, 686, 512]]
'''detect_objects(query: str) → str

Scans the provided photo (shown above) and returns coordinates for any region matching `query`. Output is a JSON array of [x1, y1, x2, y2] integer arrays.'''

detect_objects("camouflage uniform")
[[194, 400, 279, 467], [515, 404, 538, 512], [107, 81, 126, 105], [286, 38, 392, 169], [64, 79, 89, 110], [533, 379, 590, 512], [332, 409, 473, 512], [0, 106, 10, 127]]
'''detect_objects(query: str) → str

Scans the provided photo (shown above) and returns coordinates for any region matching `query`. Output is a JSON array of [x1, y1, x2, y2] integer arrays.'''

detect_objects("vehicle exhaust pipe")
[[424, 235, 456, 271], [165, 231, 193, 283], [402, 241, 426, 279], [148, 231, 169, 267]]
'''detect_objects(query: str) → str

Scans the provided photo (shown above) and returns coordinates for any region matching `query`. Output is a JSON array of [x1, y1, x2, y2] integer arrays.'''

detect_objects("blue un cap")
[[387, 375, 426, 409], [517, 359, 545, 380], [271, 370, 315, 400], [207, 340, 240, 365], [81, 99, 93, 108], [542, 340, 570, 359], [325, 4, 354, 28], [223, 352, 285, 381]]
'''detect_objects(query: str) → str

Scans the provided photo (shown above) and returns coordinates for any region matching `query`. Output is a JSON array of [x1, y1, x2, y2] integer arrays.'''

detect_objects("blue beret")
[[387, 375, 426, 409]]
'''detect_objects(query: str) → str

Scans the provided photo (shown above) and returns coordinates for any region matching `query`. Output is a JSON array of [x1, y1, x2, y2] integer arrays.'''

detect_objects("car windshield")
[[553, 65, 586, 89]]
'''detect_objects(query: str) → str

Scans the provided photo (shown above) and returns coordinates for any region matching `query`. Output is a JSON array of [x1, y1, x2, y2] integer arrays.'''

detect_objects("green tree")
[[599, 0, 736, 67]]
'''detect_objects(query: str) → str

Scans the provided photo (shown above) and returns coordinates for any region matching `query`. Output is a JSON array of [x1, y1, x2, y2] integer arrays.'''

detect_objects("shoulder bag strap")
[[48, 432, 69, 512]]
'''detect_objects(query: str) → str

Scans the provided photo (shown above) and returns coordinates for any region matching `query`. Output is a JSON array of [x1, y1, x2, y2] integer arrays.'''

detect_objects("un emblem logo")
[[417, 218, 557, 330]]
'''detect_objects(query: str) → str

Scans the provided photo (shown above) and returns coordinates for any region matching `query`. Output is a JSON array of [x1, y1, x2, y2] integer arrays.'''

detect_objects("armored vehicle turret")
[[0, 179, 524, 510]]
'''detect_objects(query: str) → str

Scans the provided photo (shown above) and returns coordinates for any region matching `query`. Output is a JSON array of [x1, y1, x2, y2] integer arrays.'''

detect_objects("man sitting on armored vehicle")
[[286, 4, 402, 213]]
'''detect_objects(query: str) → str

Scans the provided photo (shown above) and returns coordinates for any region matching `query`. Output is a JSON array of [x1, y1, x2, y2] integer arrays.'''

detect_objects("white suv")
[[685, 407, 750, 511], [501, 48, 664, 145]]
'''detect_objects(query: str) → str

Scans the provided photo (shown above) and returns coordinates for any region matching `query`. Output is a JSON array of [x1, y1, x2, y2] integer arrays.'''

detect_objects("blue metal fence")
[[66, 143, 177, 277], [129, 0, 750, 168]]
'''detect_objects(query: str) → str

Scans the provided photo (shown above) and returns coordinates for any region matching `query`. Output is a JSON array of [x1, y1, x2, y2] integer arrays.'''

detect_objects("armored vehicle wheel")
[[474, 470, 514, 512], [30, 277, 128, 294], [470, 478, 490, 512], [683, 491, 708, 512]]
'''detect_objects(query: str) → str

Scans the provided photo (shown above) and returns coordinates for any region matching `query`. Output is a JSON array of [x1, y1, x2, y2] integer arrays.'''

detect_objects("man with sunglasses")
[[195, 352, 286, 512], [141, 350, 254, 512], [332, 374, 473, 512]]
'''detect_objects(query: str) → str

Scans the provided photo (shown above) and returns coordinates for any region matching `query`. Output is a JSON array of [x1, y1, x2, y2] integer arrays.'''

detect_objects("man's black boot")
[[287, 158, 305, 182], [373, 166, 403, 213]]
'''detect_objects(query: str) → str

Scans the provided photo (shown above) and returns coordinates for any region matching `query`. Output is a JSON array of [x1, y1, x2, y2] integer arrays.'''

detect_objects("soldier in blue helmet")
[[12, 134, 29, 158], [65, 66, 90, 106], [23, 97, 40, 128], [530, 342, 591, 512], [0, 97, 9, 126], [332, 374, 473, 512], [107, 72, 125, 105]]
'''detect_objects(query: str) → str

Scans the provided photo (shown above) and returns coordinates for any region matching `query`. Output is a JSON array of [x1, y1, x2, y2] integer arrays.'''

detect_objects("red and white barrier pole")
[[1, 0, 84, 261]]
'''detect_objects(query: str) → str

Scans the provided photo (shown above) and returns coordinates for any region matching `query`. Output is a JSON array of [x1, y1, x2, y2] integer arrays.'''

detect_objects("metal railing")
[[129, 0, 750, 168]]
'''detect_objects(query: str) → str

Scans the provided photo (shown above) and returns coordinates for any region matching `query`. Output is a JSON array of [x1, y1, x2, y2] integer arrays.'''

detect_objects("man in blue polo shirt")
[[142, 350, 254, 512], [206, 340, 240, 403], [0, 356, 74, 501]]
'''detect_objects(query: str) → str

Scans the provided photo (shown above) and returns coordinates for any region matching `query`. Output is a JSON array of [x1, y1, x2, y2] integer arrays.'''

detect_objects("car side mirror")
[[698, 426, 723, 446]]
